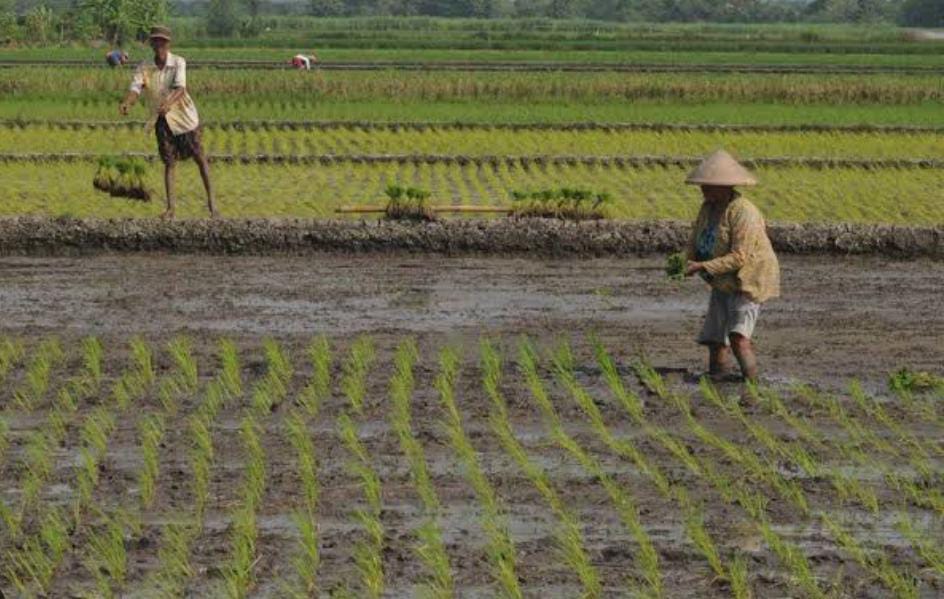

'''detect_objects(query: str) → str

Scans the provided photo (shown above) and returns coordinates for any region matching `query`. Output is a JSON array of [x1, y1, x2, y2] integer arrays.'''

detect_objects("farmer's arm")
[[119, 65, 146, 115], [700, 204, 760, 276]]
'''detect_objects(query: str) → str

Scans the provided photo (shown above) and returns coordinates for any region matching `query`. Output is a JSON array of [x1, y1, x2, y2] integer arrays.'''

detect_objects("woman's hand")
[[685, 261, 704, 276]]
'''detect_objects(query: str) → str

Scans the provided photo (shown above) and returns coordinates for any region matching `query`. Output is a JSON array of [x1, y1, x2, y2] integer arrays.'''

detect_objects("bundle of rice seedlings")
[[665, 252, 687, 280], [92, 156, 152, 202], [510, 188, 611, 221], [92, 156, 118, 193], [384, 185, 436, 222]]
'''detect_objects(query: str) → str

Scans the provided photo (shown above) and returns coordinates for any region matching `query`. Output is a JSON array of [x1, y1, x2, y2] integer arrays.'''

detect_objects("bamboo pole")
[[336, 205, 511, 214]]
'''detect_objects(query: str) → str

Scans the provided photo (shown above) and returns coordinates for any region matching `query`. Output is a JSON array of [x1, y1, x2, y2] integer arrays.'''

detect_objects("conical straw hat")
[[685, 149, 758, 186]]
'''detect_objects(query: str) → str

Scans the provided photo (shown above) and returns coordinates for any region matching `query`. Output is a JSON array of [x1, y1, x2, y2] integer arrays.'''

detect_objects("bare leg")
[[195, 155, 216, 217], [729, 333, 758, 382], [161, 163, 176, 220], [708, 343, 735, 376]]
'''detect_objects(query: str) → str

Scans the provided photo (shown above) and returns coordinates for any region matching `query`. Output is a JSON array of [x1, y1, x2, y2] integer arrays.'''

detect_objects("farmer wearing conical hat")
[[118, 26, 216, 219], [684, 150, 780, 382]]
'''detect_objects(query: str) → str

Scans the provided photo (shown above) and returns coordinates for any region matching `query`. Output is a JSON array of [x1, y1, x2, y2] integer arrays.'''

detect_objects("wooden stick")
[[335, 205, 511, 214]]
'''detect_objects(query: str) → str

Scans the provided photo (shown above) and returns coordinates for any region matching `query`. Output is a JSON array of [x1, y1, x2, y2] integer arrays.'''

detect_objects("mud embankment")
[[0, 217, 940, 257]]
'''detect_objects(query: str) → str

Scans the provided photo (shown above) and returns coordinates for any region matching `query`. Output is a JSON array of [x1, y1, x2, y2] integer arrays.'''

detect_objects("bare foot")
[[159, 210, 176, 221], [208, 208, 219, 219]]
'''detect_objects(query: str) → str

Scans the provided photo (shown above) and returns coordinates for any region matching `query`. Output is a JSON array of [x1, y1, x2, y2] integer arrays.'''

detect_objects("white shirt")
[[130, 52, 200, 135], [294, 54, 311, 70]]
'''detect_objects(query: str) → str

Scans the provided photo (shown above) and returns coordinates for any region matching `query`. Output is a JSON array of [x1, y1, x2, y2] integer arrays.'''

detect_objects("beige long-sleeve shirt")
[[687, 195, 781, 303], [129, 52, 199, 135]]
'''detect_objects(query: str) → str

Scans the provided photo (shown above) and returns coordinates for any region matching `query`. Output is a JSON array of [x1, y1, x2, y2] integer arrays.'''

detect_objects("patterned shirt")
[[687, 195, 781, 303], [129, 52, 200, 135]]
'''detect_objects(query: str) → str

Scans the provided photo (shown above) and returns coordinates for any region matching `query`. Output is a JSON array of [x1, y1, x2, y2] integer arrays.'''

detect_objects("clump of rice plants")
[[888, 367, 942, 394], [510, 188, 611, 221], [384, 184, 436, 222], [665, 252, 687, 280], [92, 156, 152, 202]]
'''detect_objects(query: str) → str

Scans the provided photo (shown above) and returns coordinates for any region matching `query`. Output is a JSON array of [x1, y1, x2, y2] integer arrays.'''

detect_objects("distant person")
[[684, 150, 780, 383], [291, 52, 318, 70], [118, 25, 216, 220], [105, 49, 128, 67]]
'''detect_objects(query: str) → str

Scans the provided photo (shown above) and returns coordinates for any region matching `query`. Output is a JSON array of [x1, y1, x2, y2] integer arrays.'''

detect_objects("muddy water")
[[0, 253, 941, 385]]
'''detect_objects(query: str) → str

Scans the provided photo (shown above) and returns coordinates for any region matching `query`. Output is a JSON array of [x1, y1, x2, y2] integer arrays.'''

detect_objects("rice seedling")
[[387, 339, 454, 598], [480, 339, 601, 597], [138, 413, 166, 509], [337, 409, 385, 598], [510, 188, 611, 220], [0, 337, 24, 386], [436, 347, 522, 599], [219, 338, 243, 399], [12, 338, 64, 411], [147, 522, 198, 598], [341, 336, 376, 414], [888, 368, 943, 395], [83, 514, 129, 598], [298, 336, 331, 417]]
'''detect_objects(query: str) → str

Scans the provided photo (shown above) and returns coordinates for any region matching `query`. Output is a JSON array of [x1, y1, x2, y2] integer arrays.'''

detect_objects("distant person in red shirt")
[[106, 49, 129, 67], [291, 52, 318, 70]]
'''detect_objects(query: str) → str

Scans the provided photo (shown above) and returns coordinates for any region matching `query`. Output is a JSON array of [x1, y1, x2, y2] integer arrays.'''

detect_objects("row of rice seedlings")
[[0, 337, 25, 387], [700, 381, 879, 514], [11, 338, 64, 411], [83, 509, 140, 599], [790, 385, 941, 513], [145, 339, 241, 596], [220, 416, 267, 599], [138, 337, 204, 510], [635, 361, 921, 597], [591, 340, 823, 598], [2, 338, 154, 596], [895, 516, 944, 578], [635, 363, 809, 515], [337, 409, 385, 598], [221, 340, 289, 597], [277, 337, 333, 597], [820, 514, 919, 598], [848, 382, 942, 461], [480, 339, 601, 597], [388, 338, 454, 597], [297, 336, 332, 417], [5, 338, 106, 537], [762, 385, 944, 553], [436, 347, 523, 599], [341, 336, 376, 414], [527, 340, 701, 598], [283, 411, 321, 597]]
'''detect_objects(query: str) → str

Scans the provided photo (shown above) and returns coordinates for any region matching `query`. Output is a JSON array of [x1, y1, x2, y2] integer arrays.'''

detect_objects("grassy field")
[[2, 158, 940, 224], [0, 20, 941, 224]]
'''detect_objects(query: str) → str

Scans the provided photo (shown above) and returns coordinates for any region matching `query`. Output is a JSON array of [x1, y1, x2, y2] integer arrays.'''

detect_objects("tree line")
[[0, 0, 941, 46]]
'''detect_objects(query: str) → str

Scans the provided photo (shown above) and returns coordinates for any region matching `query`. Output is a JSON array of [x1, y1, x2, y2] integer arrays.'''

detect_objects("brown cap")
[[148, 26, 172, 41], [685, 149, 758, 187]]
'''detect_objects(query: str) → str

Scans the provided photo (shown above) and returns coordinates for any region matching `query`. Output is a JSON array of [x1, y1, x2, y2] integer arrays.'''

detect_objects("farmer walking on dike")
[[118, 25, 216, 220], [684, 149, 780, 383]]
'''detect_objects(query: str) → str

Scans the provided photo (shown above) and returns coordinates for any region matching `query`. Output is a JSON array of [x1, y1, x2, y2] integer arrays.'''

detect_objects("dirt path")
[[1, 253, 940, 387]]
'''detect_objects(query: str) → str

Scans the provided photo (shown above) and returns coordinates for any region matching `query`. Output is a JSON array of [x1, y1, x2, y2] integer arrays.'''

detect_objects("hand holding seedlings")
[[685, 261, 704, 276]]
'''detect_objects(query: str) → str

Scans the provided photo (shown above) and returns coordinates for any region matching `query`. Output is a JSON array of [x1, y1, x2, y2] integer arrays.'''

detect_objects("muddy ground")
[[0, 253, 942, 597], [0, 253, 941, 380]]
